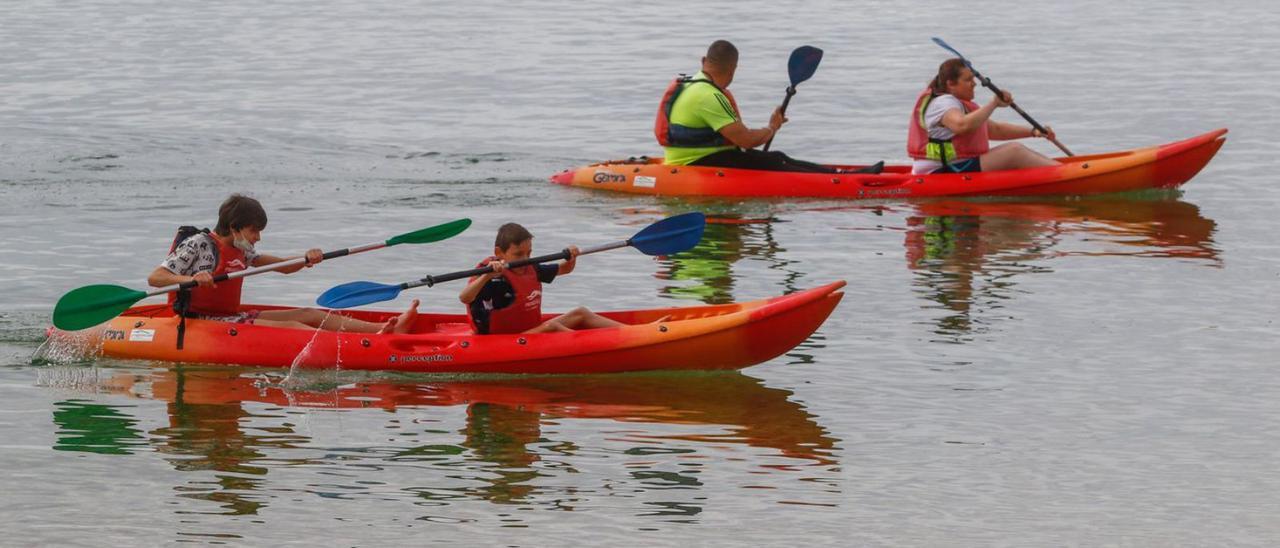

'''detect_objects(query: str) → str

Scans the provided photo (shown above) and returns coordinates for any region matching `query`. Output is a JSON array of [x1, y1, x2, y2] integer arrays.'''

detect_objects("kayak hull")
[[549, 129, 1227, 198], [48, 282, 845, 374]]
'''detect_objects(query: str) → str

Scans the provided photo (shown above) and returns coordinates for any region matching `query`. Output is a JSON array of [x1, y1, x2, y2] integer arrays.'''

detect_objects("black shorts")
[[932, 158, 981, 174]]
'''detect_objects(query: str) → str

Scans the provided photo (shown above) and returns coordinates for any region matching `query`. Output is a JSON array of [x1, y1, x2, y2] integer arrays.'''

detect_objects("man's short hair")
[[705, 40, 739, 68]]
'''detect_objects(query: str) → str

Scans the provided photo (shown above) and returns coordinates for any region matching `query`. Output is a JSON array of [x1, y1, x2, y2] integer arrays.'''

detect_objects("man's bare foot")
[[392, 299, 420, 334], [377, 316, 398, 334]]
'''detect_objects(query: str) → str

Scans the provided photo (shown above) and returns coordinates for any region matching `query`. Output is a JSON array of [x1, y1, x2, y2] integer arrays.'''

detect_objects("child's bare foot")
[[377, 316, 398, 334], [392, 299, 420, 334]]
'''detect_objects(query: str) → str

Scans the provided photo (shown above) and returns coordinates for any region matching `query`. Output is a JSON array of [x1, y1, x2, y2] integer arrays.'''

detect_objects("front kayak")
[[550, 129, 1227, 199], [46, 282, 845, 374]]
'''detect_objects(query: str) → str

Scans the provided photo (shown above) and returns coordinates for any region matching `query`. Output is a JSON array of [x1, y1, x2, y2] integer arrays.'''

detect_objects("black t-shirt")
[[469, 263, 558, 334]]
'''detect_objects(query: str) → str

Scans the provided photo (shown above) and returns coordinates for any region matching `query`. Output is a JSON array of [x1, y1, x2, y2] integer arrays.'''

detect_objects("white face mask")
[[232, 231, 256, 254]]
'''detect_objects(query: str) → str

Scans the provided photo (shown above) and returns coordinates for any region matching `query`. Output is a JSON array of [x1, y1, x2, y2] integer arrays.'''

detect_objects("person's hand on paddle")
[[190, 271, 216, 288], [1032, 126, 1056, 140], [487, 259, 508, 276], [769, 107, 788, 132], [562, 245, 580, 273], [303, 248, 323, 267], [991, 90, 1014, 108]]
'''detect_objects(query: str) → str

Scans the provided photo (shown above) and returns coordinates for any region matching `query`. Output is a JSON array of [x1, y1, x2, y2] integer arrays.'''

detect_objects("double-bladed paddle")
[[316, 212, 707, 309], [931, 37, 1074, 156], [763, 45, 824, 152], [52, 219, 473, 331]]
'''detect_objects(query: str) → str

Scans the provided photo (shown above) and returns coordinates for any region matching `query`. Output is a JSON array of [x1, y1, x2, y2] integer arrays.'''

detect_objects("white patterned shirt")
[[160, 233, 259, 275]]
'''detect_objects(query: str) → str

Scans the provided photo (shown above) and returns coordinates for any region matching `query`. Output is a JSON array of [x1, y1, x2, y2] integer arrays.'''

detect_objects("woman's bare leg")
[[979, 142, 1059, 171]]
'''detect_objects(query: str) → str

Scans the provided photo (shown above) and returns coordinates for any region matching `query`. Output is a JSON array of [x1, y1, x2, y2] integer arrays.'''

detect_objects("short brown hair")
[[214, 194, 268, 236], [705, 40, 738, 69], [494, 223, 532, 251], [929, 58, 969, 95]]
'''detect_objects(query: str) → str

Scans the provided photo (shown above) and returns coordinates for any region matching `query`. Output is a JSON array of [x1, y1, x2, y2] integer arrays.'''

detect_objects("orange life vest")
[[167, 233, 248, 316], [906, 89, 990, 165]]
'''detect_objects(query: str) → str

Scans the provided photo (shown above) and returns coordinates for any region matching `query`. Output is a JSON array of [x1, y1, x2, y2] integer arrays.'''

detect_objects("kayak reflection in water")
[[905, 196, 1219, 339], [460, 222, 630, 334], [147, 194, 419, 333], [907, 58, 1061, 175], [656, 40, 836, 173]]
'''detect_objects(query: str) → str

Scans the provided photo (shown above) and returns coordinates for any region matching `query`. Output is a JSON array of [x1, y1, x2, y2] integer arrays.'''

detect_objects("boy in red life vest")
[[459, 223, 625, 335], [147, 194, 418, 333]]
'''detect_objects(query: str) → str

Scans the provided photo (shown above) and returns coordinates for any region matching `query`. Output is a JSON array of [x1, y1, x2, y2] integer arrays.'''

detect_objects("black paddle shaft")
[[411, 249, 573, 289], [173, 249, 344, 291], [762, 87, 797, 152], [970, 69, 1074, 156]]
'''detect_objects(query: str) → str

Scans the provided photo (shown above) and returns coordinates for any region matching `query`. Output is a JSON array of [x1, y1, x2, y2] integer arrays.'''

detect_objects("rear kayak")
[[46, 282, 845, 374], [550, 129, 1227, 199]]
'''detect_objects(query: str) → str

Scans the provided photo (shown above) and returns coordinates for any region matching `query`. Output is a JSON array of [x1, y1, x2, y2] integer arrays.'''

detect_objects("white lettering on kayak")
[[128, 329, 155, 342], [633, 176, 657, 188]]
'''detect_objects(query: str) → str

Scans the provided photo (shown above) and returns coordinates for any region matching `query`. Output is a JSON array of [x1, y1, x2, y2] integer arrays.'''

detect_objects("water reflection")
[[52, 400, 147, 455], [46, 365, 838, 516], [901, 196, 1219, 340], [632, 205, 806, 305], [660, 217, 783, 304]]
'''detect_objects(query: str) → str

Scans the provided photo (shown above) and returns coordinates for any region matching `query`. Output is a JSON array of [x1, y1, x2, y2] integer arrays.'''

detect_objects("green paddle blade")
[[386, 218, 472, 246], [53, 284, 149, 331]]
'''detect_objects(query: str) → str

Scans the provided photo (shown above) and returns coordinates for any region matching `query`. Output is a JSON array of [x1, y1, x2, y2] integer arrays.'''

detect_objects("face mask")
[[232, 231, 256, 254]]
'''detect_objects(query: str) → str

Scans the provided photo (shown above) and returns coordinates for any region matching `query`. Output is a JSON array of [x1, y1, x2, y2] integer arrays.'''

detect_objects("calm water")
[[3, 0, 1278, 545]]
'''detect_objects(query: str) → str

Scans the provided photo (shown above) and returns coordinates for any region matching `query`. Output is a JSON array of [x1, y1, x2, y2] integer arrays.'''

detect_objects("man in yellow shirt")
[[657, 40, 836, 173]]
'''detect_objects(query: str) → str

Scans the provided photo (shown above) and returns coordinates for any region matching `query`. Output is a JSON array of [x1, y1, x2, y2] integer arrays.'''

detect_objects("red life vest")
[[166, 233, 248, 316], [906, 89, 990, 164], [654, 75, 740, 148], [466, 257, 543, 334]]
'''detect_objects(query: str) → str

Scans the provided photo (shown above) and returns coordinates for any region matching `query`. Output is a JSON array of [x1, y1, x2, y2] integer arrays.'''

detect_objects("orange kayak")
[[550, 129, 1227, 198], [47, 282, 845, 374]]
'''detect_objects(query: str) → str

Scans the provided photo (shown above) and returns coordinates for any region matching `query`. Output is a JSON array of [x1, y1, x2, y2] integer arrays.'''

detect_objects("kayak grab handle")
[[860, 177, 908, 188]]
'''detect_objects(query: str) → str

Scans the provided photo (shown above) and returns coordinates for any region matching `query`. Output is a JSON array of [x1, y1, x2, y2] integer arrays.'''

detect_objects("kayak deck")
[[48, 282, 846, 374], [549, 129, 1227, 198]]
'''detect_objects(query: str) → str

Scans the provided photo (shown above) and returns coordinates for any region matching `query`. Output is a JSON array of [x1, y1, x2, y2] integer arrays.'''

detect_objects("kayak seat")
[[839, 161, 885, 175]]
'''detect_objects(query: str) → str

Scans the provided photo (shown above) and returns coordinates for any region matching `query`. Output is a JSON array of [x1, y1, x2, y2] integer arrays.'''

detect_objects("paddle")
[[931, 37, 1074, 157], [763, 45, 824, 152], [317, 212, 707, 309], [52, 219, 473, 331]]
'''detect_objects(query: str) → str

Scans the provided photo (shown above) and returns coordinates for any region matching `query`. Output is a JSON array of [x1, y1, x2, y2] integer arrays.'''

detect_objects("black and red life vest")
[[654, 75, 740, 148], [466, 257, 544, 335]]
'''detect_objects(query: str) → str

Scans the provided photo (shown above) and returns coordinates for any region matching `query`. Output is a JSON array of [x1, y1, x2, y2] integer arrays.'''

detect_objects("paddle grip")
[[778, 87, 796, 114], [175, 268, 234, 290], [420, 249, 572, 287]]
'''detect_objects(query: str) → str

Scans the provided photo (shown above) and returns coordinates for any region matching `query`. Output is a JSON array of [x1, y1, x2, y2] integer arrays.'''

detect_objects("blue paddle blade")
[[316, 280, 403, 309], [931, 37, 976, 71], [630, 212, 706, 255], [931, 37, 963, 59], [787, 46, 824, 86]]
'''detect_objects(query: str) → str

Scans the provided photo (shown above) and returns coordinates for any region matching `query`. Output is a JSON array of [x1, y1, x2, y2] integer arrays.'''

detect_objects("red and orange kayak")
[[550, 129, 1227, 199], [47, 282, 845, 374]]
